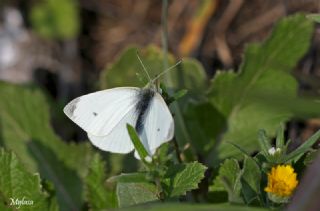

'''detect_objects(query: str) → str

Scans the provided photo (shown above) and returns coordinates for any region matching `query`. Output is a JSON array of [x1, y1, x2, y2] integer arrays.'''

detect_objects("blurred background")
[[1, 0, 320, 143]]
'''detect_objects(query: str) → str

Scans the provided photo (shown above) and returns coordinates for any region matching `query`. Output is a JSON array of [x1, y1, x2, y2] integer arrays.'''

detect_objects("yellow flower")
[[265, 165, 298, 197]]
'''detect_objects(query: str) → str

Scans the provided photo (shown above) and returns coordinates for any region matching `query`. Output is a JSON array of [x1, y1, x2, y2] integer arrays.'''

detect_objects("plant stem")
[[161, 0, 183, 163], [161, 0, 194, 162], [162, 0, 169, 70], [173, 138, 182, 163]]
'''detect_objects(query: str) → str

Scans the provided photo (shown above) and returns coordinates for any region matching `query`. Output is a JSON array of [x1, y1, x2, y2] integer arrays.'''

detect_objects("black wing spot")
[[93, 112, 98, 116], [68, 98, 80, 116], [157, 128, 160, 132]]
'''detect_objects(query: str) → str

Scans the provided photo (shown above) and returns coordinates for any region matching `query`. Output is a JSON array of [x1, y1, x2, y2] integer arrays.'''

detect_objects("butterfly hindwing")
[[135, 92, 174, 158], [87, 107, 138, 153]]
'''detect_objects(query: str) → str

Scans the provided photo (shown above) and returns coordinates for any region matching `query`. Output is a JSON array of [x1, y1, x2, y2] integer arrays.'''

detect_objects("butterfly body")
[[135, 88, 155, 134]]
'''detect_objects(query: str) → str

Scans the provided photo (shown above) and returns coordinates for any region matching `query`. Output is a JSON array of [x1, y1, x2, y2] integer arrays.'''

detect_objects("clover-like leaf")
[[116, 182, 158, 208], [163, 161, 207, 197], [213, 159, 243, 203]]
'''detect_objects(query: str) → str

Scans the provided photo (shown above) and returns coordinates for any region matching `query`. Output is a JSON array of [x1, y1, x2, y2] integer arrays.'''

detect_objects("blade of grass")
[[284, 130, 320, 162]]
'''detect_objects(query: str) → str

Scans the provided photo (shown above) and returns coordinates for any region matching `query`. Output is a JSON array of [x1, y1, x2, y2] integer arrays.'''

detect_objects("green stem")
[[173, 138, 182, 163], [162, 0, 169, 70], [161, 0, 183, 163], [161, 0, 194, 162]]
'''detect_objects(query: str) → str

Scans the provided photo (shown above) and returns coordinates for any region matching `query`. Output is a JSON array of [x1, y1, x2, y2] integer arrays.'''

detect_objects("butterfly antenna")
[[152, 60, 182, 82], [136, 51, 152, 82]]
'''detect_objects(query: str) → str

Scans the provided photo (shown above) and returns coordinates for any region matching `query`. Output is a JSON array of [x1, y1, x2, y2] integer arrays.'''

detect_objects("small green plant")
[[209, 126, 320, 208]]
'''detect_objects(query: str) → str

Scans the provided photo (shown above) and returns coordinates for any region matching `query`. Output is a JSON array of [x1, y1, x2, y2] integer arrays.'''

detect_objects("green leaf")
[[163, 162, 207, 197], [207, 14, 314, 159], [0, 82, 94, 211], [0, 149, 58, 210], [303, 150, 318, 165], [30, 0, 79, 39], [85, 153, 116, 210], [284, 129, 320, 162], [276, 124, 285, 149], [258, 130, 272, 156], [226, 142, 252, 158], [213, 159, 243, 203], [184, 102, 226, 156], [116, 182, 158, 208], [306, 13, 320, 23], [241, 156, 261, 204], [171, 89, 188, 101], [126, 124, 149, 160], [118, 203, 268, 211]]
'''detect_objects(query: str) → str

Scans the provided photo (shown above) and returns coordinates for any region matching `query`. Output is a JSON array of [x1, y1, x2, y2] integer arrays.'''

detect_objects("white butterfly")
[[63, 56, 180, 159]]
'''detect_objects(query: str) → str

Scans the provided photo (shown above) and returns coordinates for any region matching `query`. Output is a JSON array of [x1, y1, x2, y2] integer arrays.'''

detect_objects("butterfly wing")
[[63, 87, 140, 136], [135, 92, 174, 158], [87, 107, 138, 153]]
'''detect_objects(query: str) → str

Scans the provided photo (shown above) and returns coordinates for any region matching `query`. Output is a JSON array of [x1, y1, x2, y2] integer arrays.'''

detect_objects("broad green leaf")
[[207, 14, 314, 159], [116, 182, 158, 208], [0, 149, 58, 211], [241, 156, 261, 204], [30, 0, 79, 39], [126, 124, 149, 160], [284, 129, 320, 162], [85, 153, 116, 210], [213, 159, 243, 203], [163, 161, 207, 197], [184, 102, 226, 155], [118, 203, 267, 211], [0, 82, 94, 211]]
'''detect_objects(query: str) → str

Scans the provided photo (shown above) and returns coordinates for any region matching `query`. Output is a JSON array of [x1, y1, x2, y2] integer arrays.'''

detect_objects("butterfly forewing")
[[63, 87, 140, 136]]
